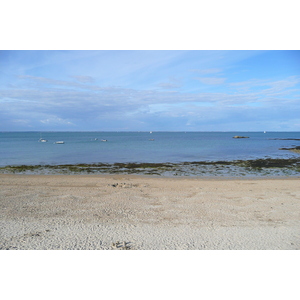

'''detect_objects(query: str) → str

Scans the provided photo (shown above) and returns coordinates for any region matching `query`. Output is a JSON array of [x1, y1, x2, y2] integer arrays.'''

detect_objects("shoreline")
[[0, 173, 300, 181], [1, 174, 299, 250], [1, 157, 300, 177]]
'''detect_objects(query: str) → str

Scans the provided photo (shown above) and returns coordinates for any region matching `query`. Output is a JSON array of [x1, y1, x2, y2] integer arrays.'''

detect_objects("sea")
[[1, 131, 300, 167]]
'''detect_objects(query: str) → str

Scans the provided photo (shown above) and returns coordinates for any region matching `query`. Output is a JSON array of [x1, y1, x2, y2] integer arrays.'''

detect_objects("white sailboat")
[[38, 133, 48, 142]]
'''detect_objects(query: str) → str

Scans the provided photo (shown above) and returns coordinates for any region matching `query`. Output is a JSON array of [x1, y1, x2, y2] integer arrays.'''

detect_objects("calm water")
[[1, 131, 300, 167]]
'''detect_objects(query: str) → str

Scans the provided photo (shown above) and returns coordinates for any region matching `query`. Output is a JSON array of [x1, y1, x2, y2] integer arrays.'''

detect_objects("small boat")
[[54, 141, 64, 144], [149, 139, 155, 141], [101, 139, 107, 142], [38, 133, 47, 142]]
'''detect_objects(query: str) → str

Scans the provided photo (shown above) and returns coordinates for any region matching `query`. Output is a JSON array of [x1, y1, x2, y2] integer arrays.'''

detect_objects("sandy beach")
[[0, 174, 299, 250]]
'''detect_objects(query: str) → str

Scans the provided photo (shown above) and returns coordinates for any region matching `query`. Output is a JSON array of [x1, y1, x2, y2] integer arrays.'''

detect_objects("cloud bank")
[[1, 50, 300, 131]]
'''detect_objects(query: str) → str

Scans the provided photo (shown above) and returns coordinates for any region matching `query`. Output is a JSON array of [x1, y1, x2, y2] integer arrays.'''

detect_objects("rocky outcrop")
[[233, 136, 249, 139], [279, 146, 300, 154], [269, 138, 300, 141]]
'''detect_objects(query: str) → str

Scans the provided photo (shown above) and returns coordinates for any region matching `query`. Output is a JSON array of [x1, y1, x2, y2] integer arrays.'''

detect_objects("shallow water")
[[1, 131, 300, 167]]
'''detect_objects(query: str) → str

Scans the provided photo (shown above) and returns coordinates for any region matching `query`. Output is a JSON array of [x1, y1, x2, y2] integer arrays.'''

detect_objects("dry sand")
[[0, 174, 299, 250]]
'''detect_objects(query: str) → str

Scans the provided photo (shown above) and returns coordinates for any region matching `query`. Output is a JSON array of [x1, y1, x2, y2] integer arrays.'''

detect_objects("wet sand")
[[0, 174, 299, 249]]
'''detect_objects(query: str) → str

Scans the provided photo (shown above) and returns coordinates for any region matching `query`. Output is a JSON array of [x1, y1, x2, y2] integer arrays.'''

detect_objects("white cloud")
[[195, 77, 226, 85], [12, 119, 32, 126], [260, 77, 300, 94], [18, 74, 88, 89], [230, 76, 300, 90], [228, 76, 300, 101], [2, 72, 300, 131], [72, 75, 94, 83], [40, 117, 75, 126], [158, 78, 182, 89], [190, 68, 222, 74]]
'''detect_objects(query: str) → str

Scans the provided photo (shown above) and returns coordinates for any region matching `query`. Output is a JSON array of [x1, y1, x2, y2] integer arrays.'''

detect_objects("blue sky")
[[1, 50, 300, 131]]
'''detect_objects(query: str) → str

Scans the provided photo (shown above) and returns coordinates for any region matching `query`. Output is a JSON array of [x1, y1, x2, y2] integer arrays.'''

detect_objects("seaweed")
[[1, 157, 300, 176], [235, 158, 300, 169]]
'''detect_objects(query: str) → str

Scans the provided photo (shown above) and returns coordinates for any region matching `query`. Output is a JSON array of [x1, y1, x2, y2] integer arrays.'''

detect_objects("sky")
[[1, 50, 300, 131]]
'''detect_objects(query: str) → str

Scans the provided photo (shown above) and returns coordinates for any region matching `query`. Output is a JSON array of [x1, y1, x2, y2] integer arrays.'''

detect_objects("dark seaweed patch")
[[1, 157, 300, 176], [235, 158, 300, 169]]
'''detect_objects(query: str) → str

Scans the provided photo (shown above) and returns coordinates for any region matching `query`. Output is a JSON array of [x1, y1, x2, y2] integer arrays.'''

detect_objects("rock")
[[279, 146, 300, 154], [269, 138, 300, 141], [233, 136, 249, 139]]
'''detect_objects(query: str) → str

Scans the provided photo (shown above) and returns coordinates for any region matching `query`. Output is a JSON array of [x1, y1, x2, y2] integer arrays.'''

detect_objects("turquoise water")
[[1, 131, 300, 167]]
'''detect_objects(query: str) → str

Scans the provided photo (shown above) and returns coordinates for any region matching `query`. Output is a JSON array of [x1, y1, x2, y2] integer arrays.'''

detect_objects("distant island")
[[233, 136, 249, 139], [269, 138, 300, 141]]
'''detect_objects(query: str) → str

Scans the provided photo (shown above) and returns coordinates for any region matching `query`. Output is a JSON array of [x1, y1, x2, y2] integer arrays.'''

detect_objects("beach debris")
[[109, 183, 134, 188], [111, 241, 131, 250]]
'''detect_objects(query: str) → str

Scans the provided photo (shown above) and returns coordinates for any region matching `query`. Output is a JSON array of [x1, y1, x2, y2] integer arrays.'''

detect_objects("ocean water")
[[1, 131, 300, 167]]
